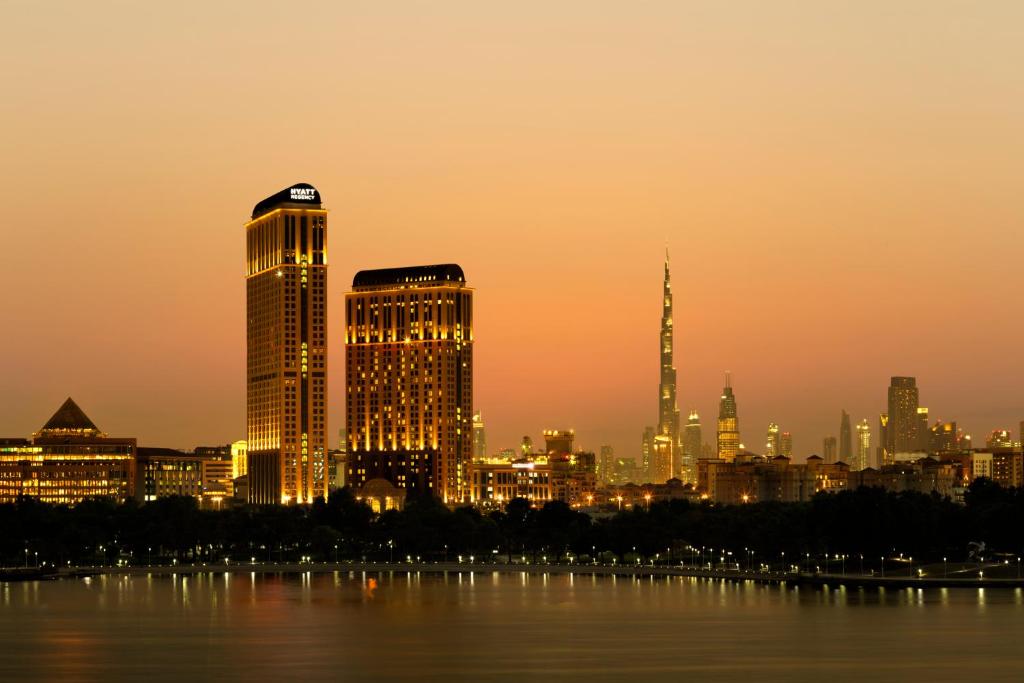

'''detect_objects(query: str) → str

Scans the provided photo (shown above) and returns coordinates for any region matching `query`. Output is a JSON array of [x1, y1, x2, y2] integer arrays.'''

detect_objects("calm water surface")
[[1, 571, 1022, 682]]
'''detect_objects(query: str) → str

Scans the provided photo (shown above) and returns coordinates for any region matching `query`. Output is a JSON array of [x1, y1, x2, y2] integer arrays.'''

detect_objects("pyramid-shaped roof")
[[38, 398, 101, 435]]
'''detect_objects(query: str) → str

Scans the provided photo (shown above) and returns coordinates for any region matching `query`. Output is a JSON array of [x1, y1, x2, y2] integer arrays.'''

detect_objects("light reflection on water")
[[1, 572, 1023, 681]]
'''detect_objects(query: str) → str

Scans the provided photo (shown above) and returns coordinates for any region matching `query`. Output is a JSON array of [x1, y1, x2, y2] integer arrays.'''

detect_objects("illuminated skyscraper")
[[765, 423, 781, 458], [345, 264, 473, 504], [823, 436, 837, 464], [877, 413, 890, 465], [839, 410, 852, 462], [855, 419, 871, 470], [245, 183, 327, 505], [886, 377, 919, 456], [682, 411, 702, 482], [780, 431, 793, 458], [472, 411, 487, 459], [640, 427, 655, 481], [916, 408, 930, 451], [598, 445, 615, 484], [655, 249, 681, 482], [717, 374, 740, 461]]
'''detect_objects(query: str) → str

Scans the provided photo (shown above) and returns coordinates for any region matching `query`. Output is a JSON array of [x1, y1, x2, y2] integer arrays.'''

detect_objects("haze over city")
[[2, 1, 1021, 458]]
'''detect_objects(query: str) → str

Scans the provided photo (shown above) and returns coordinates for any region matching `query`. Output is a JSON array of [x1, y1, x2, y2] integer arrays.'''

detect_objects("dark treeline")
[[2, 480, 1022, 568]]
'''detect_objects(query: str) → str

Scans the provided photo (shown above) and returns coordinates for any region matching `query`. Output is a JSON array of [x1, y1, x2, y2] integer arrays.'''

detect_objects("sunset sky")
[[1, 1, 1022, 459]]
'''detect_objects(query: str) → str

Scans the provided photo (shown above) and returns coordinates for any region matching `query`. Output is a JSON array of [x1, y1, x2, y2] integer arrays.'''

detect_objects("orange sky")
[[1, 1, 1022, 459]]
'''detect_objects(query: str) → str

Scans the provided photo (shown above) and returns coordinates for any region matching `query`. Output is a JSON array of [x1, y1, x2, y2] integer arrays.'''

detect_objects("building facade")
[[655, 250, 682, 483], [0, 398, 136, 504], [717, 375, 740, 461], [886, 377, 919, 458], [855, 418, 871, 471], [839, 410, 852, 462], [245, 182, 328, 504], [345, 264, 473, 503]]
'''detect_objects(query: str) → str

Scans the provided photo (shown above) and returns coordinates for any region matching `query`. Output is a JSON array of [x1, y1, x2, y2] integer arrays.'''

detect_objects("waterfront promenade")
[[17, 560, 1022, 589]]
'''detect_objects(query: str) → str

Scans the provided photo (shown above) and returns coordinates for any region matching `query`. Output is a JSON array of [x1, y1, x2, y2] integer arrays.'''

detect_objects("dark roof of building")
[[39, 398, 100, 434], [352, 264, 466, 288], [251, 183, 321, 219], [137, 447, 195, 460]]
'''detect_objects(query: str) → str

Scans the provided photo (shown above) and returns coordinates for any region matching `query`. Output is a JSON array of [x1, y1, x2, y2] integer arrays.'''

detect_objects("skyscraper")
[[780, 431, 793, 458], [682, 410, 702, 483], [765, 423, 781, 458], [472, 411, 487, 459], [823, 436, 837, 463], [878, 413, 890, 466], [640, 427, 655, 481], [855, 419, 871, 470], [345, 264, 473, 504], [245, 183, 327, 505], [598, 445, 615, 484], [717, 374, 740, 462], [916, 407, 930, 451], [839, 410, 852, 462], [886, 377, 919, 457], [655, 249, 681, 481]]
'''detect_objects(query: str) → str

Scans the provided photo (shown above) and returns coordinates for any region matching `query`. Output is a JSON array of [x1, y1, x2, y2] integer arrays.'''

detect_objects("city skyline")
[[2, 2, 1023, 461]]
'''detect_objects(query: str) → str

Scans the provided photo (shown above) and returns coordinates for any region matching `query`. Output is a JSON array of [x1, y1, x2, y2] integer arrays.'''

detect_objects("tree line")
[[2, 480, 1022, 569]]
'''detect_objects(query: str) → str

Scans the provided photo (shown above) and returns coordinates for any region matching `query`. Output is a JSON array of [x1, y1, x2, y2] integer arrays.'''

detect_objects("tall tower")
[[887, 377, 919, 456], [765, 423, 781, 458], [839, 410, 852, 462], [472, 411, 487, 459], [245, 183, 327, 505], [823, 436, 838, 463], [345, 264, 473, 504], [780, 431, 793, 458], [717, 373, 740, 461], [855, 419, 871, 470], [682, 411, 702, 482], [655, 249, 681, 482]]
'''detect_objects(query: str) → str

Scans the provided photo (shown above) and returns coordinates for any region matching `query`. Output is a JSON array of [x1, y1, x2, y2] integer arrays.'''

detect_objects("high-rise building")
[[641, 426, 655, 481], [717, 374, 740, 461], [823, 436, 838, 464], [765, 423, 781, 458], [878, 413, 890, 466], [520, 436, 533, 457], [245, 183, 328, 505], [929, 421, 958, 453], [987, 429, 1013, 449], [682, 411, 702, 483], [345, 264, 473, 504], [598, 445, 615, 484], [916, 408, 930, 451], [780, 431, 793, 458], [472, 411, 487, 459], [544, 430, 575, 456], [886, 377, 919, 457], [656, 250, 681, 480], [855, 419, 871, 470], [0, 398, 136, 504], [839, 410, 852, 462]]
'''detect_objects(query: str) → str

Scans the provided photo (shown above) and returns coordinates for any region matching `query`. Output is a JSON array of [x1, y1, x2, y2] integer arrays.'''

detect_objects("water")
[[1, 571, 1022, 681]]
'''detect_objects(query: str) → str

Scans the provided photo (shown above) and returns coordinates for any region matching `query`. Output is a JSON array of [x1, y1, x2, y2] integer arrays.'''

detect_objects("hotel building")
[[345, 264, 473, 504], [0, 398, 136, 504], [245, 183, 328, 504]]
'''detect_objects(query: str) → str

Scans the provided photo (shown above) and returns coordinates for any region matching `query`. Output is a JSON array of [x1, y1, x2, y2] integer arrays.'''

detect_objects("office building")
[[823, 436, 837, 464], [640, 426, 655, 481], [472, 411, 487, 459], [839, 410, 852, 462], [0, 398, 136, 504], [598, 445, 615, 484], [878, 413, 890, 466], [682, 411, 702, 482], [765, 423, 781, 458], [245, 182, 328, 504], [717, 374, 740, 461], [543, 429, 574, 456], [855, 418, 871, 470], [886, 377, 919, 456], [780, 431, 793, 458], [345, 264, 473, 504]]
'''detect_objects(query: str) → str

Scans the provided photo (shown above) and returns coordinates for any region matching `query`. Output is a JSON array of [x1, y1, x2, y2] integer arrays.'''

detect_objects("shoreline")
[[7, 562, 1018, 589]]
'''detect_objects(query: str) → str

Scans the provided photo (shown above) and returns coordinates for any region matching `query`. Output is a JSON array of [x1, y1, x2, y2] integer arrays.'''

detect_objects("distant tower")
[[877, 413, 890, 466], [855, 419, 871, 470], [472, 411, 487, 459], [641, 427, 655, 481], [780, 431, 793, 458], [765, 423, 781, 458], [655, 249, 681, 483], [246, 183, 327, 505], [887, 377, 919, 456], [520, 435, 533, 457], [598, 445, 615, 484], [916, 408, 930, 451], [717, 373, 740, 461], [823, 436, 838, 464], [839, 410, 852, 462], [682, 411, 702, 483]]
